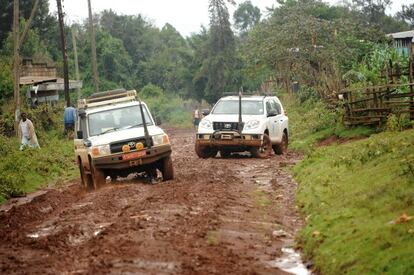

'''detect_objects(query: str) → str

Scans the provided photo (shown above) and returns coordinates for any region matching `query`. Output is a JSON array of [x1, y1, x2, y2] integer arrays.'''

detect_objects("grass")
[[0, 131, 78, 203], [280, 93, 375, 153], [293, 129, 414, 274]]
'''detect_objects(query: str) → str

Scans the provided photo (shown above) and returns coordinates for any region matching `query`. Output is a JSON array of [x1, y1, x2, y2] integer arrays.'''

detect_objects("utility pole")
[[13, 0, 20, 134], [56, 0, 70, 107], [88, 0, 99, 93], [71, 27, 81, 100], [13, 0, 40, 134]]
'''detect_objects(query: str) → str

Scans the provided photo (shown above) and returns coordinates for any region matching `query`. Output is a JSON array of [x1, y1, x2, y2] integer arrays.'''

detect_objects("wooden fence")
[[340, 59, 414, 126], [340, 83, 414, 126]]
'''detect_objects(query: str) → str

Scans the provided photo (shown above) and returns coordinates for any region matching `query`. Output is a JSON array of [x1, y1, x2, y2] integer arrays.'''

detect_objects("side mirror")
[[202, 109, 210, 116], [267, 111, 278, 117], [77, 130, 83, 139], [83, 140, 92, 147], [78, 109, 86, 118], [155, 117, 162, 126]]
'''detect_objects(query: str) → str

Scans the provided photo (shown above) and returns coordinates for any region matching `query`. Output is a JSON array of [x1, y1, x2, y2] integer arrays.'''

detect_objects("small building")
[[19, 59, 82, 107], [387, 30, 414, 56]]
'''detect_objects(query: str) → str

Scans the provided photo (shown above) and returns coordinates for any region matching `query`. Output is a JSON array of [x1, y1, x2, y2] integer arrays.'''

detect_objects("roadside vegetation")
[[280, 92, 375, 153], [0, 103, 77, 203], [293, 128, 414, 274]]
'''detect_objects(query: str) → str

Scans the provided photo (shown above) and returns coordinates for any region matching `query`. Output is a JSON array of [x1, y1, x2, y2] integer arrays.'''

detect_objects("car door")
[[74, 115, 90, 169], [265, 99, 278, 142], [273, 99, 286, 142]]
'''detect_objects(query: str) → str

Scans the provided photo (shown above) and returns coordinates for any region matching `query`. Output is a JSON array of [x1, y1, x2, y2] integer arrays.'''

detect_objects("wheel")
[[78, 161, 88, 187], [91, 164, 105, 189], [251, 133, 272, 158], [273, 132, 288, 155], [220, 150, 231, 158], [195, 142, 217, 158], [161, 156, 174, 181]]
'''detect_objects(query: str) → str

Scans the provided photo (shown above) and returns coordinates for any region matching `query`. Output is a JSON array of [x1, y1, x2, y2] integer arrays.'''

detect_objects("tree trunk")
[[71, 27, 81, 100], [13, 0, 20, 135], [88, 0, 99, 93], [56, 0, 70, 107]]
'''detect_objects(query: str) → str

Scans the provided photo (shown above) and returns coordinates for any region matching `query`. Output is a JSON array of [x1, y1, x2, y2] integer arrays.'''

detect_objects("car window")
[[266, 100, 276, 114], [272, 100, 282, 115], [88, 105, 153, 136], [212, 100, 264, 115]]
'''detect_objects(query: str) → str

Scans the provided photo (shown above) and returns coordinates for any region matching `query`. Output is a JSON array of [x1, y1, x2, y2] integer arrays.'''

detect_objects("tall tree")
[[233, 1, 261, 34], [397, 4, 414, 28], [351, 0, 408, 33], [0, 0, 55, 49], [202, 0, 238, 103]]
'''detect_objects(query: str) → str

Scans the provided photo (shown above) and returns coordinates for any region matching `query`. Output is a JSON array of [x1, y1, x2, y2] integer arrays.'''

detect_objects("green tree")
[[0, 57, 13, 101], [241, 0, 387, 97], [0, 0, 57, 50], [202, 0, 239, 103], [351, 0, 408, 33], [233, 1, 261, 34], [397, 4, 414, 28]]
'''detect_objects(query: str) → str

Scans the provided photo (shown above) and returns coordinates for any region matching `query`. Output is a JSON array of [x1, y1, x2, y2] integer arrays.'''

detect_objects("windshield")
[[212, 100, 264, 115], [88, 105, 153, 136]]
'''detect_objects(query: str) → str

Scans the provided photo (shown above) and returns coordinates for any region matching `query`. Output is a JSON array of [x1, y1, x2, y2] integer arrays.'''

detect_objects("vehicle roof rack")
[[78, 89, 137, 109], [222, 91, 271, 97]]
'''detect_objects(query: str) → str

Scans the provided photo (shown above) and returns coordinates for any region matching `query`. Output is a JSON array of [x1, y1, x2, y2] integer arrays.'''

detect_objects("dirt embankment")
[[0, 129, 305, 274]]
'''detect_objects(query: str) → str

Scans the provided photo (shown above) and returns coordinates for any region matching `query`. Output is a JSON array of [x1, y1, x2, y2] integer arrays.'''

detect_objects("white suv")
[[195, 95, 288, 158], [75, 89, 173, 189]]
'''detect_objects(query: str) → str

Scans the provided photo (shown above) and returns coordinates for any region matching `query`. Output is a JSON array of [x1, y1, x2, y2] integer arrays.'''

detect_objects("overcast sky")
[[49, 0, 409, 37]]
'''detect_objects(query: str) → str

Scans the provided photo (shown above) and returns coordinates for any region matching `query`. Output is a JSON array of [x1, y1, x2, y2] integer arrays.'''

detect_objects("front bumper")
[[92, 144, 172, 169], [196, 132, 263, 147]]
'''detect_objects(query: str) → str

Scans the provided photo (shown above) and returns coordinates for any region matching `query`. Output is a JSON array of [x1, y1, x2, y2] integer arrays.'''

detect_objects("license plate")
[[122, 150, 146, 160], [129, 159, 142, 167], [221, 134, 232, 140]]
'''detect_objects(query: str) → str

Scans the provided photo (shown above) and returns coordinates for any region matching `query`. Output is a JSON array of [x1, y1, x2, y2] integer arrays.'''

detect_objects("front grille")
[[110, 137, 152, 153], [213, 122, 244, 131]]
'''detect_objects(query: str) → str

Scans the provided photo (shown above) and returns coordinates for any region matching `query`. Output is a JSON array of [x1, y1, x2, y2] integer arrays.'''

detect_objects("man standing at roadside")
[[18, 112, 40, 150], [64, 104, 76, 138], [192, 105, 200, 130]]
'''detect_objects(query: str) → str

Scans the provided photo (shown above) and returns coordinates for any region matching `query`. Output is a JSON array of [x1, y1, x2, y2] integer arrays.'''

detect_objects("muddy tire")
[[78, 162, 88, 188], [273, 132, 288, 155], [251, 133, 272, 158], [145, 167, 159, 182], [91, 164, 105, 189], [161, 156, 174, 181], [195, 142, 217, 158]]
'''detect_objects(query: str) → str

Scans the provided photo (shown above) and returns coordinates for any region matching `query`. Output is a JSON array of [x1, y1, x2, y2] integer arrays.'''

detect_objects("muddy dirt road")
[[0, 129, 306, 274]]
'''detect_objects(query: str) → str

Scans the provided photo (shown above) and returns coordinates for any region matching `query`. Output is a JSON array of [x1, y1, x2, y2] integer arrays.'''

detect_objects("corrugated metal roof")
[[19, 76, 58, 85], [387, 30, 414, 40]]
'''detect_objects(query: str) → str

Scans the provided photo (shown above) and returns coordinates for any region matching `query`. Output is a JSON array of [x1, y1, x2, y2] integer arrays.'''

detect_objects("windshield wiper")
[[123, 123, 144, 129], [98, 127, 119, 135]]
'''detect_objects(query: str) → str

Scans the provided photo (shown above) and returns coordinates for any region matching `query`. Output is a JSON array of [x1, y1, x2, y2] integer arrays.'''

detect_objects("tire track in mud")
[[0, 128, 307, 274]]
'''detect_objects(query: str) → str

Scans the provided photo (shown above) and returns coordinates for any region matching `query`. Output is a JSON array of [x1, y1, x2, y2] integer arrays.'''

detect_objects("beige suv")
[[75, 89, 173, 189]]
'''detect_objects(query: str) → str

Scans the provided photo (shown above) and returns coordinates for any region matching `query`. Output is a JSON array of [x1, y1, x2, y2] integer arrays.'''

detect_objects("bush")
[[139, 84, 193, 128]]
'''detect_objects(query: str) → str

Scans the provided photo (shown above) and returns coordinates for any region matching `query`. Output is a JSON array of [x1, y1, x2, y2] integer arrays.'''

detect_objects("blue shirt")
[[64, 106, 76, 124]]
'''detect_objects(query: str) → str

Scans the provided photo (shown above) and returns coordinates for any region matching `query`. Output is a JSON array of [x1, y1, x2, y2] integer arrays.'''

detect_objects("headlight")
[[244, 120, 260, 130], [152, 134, 170, 146], [199, 119, 212, 129], [91, 144, 111, 156]]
